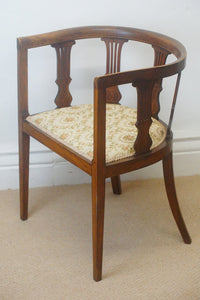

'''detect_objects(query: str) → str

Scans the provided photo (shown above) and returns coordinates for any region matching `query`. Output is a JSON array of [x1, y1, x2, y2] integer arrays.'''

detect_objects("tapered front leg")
[[18, 43, 29, 220], [92, 174, 105, 281], [19, 131, 30, 220], [92, 77, 106, 280], [163, 152, 191, 244], [111, 175, 122, 194]]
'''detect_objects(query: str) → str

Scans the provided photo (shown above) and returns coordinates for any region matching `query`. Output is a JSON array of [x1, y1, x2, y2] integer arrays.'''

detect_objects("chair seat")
[[26, 104, 167, 163]]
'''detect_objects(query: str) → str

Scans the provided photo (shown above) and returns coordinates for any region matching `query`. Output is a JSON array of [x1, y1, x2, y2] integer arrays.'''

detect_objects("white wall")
[[0, 0, 200, 189]]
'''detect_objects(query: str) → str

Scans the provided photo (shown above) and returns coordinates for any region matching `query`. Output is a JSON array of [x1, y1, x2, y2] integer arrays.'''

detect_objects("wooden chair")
[[17, 26, 191, 281]]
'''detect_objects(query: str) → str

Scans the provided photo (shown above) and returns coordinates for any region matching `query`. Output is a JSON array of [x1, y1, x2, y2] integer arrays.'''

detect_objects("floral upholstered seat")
[[26, 104, 167, 162]]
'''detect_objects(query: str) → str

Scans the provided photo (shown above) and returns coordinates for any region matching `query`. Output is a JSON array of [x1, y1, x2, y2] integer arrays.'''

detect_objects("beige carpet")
[[0, 176, 199, 300]]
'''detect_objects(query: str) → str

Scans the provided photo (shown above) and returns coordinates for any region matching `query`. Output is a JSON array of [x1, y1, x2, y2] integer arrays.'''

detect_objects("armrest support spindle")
[[167, 72, 181, 136], [17, 41, 29, 119]]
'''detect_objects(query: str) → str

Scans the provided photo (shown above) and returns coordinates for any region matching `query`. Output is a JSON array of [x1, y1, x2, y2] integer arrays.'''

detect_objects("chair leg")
[[19, 131, 30, 221], [92, 175, 105, 281], [111, 175, 122, 194], [162, 152, 191, 244]]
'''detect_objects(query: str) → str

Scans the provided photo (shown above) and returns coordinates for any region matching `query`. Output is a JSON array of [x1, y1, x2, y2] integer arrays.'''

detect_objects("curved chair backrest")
[[18, 26, 186, 157]]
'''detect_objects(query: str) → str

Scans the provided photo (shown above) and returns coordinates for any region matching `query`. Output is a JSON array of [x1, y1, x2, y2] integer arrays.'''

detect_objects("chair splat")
[[133, 80, 156, 155], [101, 37, 128, 104], [151, 45, 170, 119], [52, 40, 75, 108]]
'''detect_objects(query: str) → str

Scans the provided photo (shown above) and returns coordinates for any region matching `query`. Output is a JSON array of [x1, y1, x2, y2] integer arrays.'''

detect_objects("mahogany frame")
[[17, 26, 191, 281]]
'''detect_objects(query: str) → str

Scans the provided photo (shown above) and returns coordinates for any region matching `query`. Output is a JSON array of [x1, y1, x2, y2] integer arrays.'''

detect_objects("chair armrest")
[[93, 61, 184, 157], [95, 58, 185, 89]]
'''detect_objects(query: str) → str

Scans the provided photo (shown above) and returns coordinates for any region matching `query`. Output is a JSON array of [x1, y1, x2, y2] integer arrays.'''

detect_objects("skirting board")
[[0, 135, 200, 190]]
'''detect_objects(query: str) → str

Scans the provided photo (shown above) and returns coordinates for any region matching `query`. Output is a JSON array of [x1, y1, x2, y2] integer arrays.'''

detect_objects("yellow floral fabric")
[[26, 104, 166, 162]]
